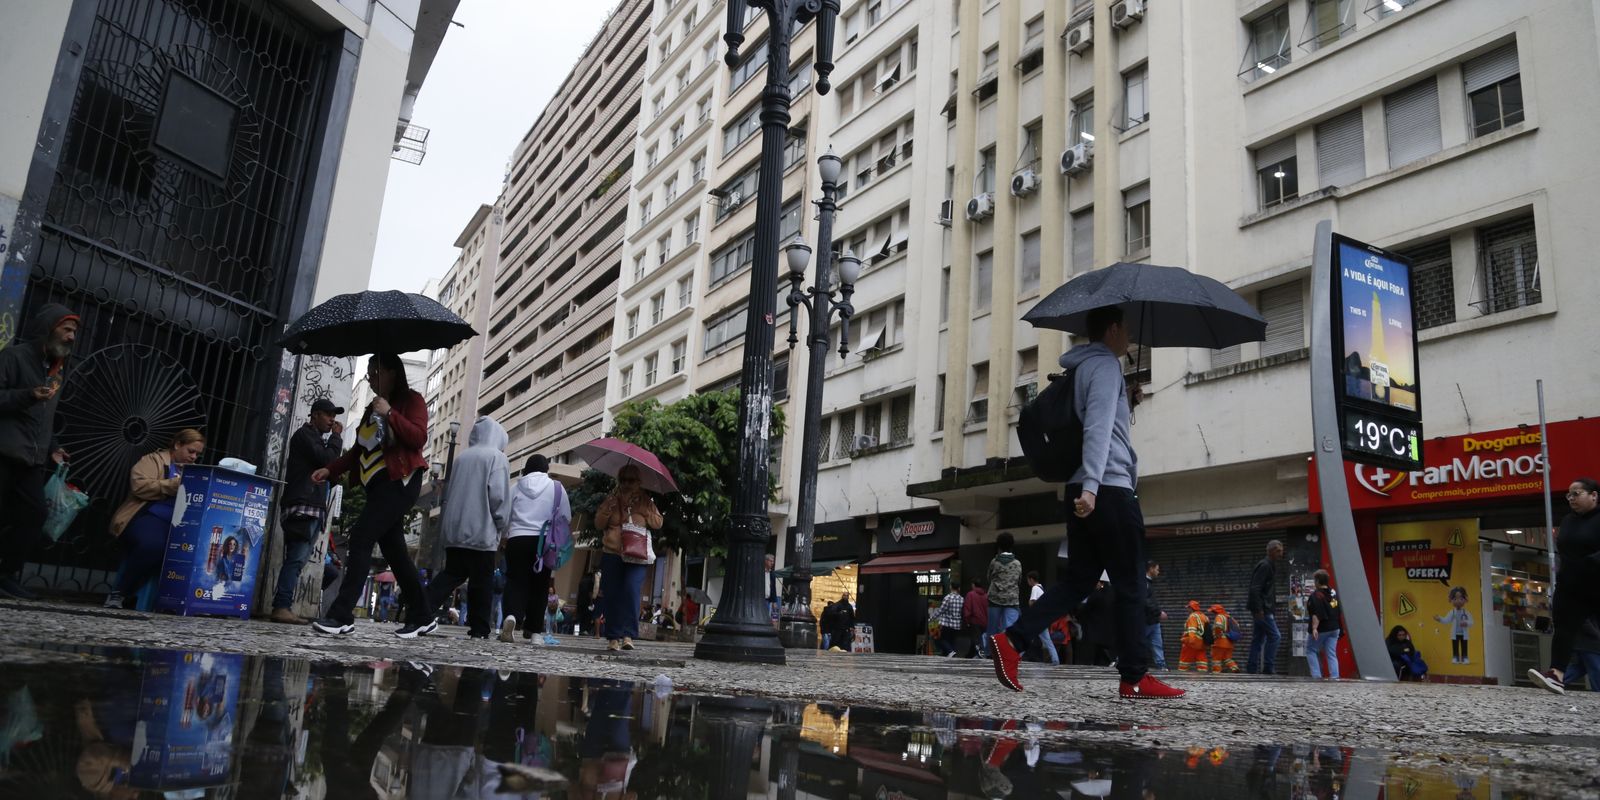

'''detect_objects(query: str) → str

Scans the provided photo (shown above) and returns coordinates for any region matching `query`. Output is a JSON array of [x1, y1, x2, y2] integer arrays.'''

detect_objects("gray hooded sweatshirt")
[[1059, 342, 1137, 495], [440, 416, 511, 552]]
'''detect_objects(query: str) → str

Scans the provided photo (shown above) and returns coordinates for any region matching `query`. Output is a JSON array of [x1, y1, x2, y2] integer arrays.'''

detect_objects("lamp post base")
[[778, 613, 817, 650], [694, 621, 787, 664]]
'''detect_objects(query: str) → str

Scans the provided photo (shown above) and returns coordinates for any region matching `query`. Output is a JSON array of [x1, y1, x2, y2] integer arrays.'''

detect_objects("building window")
[[682, 8, 697, 36], [664, 175, 679, 203], [626, 309, 639, 339], [640, 197, 654, 223], [981, 45, 999, 73], [778, 199, 803, 242], [723, 104, 761, 155], [632, 255, 646, 282], [670, 120, 685, 148], [677, 277, 692, 308], [1375, 0, 1418, 17], [1243, 5, 1291, 81], [644, 354, 659, 387], [702, 40, 717, 71], [1019, 230, 1041, 296], [1024, 16, 1045, 48], [1123, 65, 1148, 127], [933, 375, 946, 432], [789, 61, 814, 97], [676, 67, 691, 93], [784, 129, 808, 169], [1124, 185, 1151, 255], [1315, 109, 1365, 188], [711, 230, 757, 286], [968, 362, 989, 423], [1464, 44, 1523, 137], [691, 154, 705, 183], [650, 292, 665, 325], [1398, 239, 1455, 330], [657, 234, 672, 265], [940, 266, 950, 323], [1259, 281, 1304, 357], [730, 38, 770, 89], [696, 95, 712, 123], [646, 144, 659, 170], [1072, 208, 1094, 273], [1254, 138, 1298, 210], [973, 250, 993, 313], [620, 366, 633, 397], [1303, 0, 1355, 51], [1475, 214, 1539, 314], [671, 339, 687, 373], [889, 393, 913, 444], [1071, 95, 1094, 144], [704, 305, 748, 352], [867, 0, 883, 26], [651, 93, 664, 119], [1384, 78, 1442, 169], [818, 415, 833, 461], [835, 410, 857, 458], [1124, 344, 1152, 385], [683, 212, 700, 245], [979, 147, 996, 193]]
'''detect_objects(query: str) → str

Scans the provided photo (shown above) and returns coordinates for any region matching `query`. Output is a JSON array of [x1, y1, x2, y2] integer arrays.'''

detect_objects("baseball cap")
[[311, 398, 345, 415]]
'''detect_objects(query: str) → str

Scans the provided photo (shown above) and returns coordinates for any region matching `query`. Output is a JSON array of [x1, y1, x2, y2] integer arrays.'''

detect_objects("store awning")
[[858, 550, 955, 575], [774, 559, 854, 580]]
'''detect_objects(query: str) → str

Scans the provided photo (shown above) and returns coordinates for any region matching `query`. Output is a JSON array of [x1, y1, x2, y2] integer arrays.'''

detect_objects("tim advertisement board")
[[1329, 233, 1424, 472], [158, 465, 274, 618], [130, 650, 242, 790]]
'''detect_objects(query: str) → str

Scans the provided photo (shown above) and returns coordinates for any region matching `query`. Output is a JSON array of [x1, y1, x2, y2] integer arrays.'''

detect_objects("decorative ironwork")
[[18, 0, 330, 579]]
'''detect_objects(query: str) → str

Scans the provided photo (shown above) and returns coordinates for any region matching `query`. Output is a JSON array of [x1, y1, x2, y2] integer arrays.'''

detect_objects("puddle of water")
[[0, 643, 1548, 798]]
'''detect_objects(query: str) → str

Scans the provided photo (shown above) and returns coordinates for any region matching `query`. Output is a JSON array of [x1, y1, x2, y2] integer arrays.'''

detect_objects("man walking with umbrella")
[[989, 306, 1183, 699]]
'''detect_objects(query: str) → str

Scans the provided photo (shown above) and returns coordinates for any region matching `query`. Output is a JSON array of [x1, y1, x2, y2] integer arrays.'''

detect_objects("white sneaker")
[[1528, 668, 1565, 695], [498, 615, 517, 643]]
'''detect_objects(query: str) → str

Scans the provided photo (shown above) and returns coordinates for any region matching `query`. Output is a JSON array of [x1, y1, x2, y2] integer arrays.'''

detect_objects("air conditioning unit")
[[1010, 168, 1040, 197], [726, 190, 744, 208], [937, 198, 954, 227], [1067, 21, 1093, 54], [1112, 0, 1145, 29], [966, 192, 995, 222], [1059, 142, 1093, 175], [854, 434, 879, 451]]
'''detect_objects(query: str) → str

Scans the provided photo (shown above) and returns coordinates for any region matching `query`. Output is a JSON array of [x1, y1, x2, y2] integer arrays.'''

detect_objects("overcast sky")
[[368, 0, 618, 294]]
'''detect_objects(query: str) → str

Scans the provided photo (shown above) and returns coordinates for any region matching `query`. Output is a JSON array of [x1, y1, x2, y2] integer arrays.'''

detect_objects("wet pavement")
[[0, 640, 1587, 799]]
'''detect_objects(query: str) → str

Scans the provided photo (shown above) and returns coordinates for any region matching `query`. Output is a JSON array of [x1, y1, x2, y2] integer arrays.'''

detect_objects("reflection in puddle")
[[0, 644, 1538, 798]]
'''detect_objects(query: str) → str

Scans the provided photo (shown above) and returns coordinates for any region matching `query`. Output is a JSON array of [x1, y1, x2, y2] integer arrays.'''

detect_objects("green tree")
[[570, 388, 784, 560]]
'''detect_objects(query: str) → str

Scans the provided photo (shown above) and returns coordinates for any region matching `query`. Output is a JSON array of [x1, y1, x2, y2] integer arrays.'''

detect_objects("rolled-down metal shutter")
[[1146, 530, 1317, 674], [1316, 109, 1366, 188], [1071, 210, 1095, 273], [1463, 44, 1519, 93], [1260, 281, 1305, 357], [1384, 78, 1442, 168]]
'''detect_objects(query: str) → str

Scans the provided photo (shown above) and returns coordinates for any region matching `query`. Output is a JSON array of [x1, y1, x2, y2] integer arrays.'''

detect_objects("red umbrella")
[[372, 571, 396, 583], [574, 438, 679, 494]]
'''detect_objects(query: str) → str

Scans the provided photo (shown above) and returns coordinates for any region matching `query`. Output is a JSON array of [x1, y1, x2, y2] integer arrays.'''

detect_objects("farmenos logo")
[[1354, 449, 1546, 498]]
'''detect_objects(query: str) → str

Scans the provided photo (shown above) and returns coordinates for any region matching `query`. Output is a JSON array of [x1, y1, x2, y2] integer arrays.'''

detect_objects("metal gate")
[[19, 0, 330, 586]]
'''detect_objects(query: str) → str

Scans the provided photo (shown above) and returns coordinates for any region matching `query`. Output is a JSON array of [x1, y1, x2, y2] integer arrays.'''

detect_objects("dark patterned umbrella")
[[277, 290, 476, 356], [1022, 262, 1266, 349]]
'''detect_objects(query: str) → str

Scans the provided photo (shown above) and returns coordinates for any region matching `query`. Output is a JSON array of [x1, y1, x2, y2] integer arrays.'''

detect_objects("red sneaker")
[[1119, 674, 1185, 700], [989, 634, 1024, 692]]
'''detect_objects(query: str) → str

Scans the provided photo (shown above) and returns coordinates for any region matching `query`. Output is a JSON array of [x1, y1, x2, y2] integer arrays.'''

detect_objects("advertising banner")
[[1378, 519, 1483, 678], [130, 650, 243, 790], [158, 465, 274, 618], [1337, 240, 1418, 413]]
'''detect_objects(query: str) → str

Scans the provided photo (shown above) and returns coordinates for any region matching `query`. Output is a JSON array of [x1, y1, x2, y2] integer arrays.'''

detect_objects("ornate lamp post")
[[695, 0, 840, 665], [777, 148, 860, 650]]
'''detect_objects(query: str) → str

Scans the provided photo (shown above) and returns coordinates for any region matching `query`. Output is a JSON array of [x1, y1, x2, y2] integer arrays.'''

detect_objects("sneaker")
[[621, 637, 635, 651], [312, 618, 355, 636], [988, 634, 1024, 692], [0, 576, 38, 601], [544, 635, 559, 646], [103, 592, 124, 609], [607, 640, 621, 652], [1527, 668, 1565, 695], [1119, 674, 1186, 700], [395, 619, 439, 639], [270, 607, 302, 624], [499, 615, 518, 643]]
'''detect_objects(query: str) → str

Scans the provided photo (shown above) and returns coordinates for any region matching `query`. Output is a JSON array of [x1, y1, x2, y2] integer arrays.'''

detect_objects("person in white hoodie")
[[500, 454, 571, 644]]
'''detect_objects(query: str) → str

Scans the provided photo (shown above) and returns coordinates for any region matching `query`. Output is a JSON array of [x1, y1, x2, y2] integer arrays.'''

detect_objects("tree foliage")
[[569, 388, 784, 559]]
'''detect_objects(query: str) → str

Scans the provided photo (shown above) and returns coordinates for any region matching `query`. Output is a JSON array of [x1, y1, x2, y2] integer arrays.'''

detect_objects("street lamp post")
[[695, 0, 840, 665], [431, 421, 461, 570], [777, 149, 860, 650]]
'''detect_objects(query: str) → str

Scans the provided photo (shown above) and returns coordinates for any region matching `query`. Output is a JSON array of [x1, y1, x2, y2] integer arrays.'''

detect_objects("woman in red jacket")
[[309, 353, 434, 638]]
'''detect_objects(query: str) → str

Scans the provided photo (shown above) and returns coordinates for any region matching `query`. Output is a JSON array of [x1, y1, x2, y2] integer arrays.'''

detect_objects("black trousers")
[[503, 536, 553, 633], [426, 547, 495, 637], [1008, 486, 1150, 683], [327, 472, 426, 626], [0, 457, 49, 577], [1550, 566, 1600, 672]]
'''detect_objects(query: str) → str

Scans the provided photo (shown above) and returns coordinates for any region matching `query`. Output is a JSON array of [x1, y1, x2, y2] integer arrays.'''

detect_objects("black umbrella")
[[1022, 262, 1266, 349], [277, 290, 477, 356]]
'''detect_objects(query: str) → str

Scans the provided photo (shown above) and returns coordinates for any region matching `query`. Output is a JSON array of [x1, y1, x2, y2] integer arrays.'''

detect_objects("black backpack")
[[1017, 369, 1082, 483], [1202, 617, 1216, 647]]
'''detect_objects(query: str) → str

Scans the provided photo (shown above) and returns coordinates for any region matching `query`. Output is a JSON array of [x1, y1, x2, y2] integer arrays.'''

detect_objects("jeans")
[[426, 547, 496, 637], [1038, 629, 1060, 664], [1145, 623, 1168, 669], [504, 535, 554, 633], [116, 509, 170, 596], [1307, 629, 1341, 680], [272, 525, 317, 611], [327, 473, 427, 626], [987, 605, 1020, 644], [599, 553, 647, 641], [1562, 650, 1600, 691], [1008, 486, 1150, 684], [1247, 613, 1282, 674]]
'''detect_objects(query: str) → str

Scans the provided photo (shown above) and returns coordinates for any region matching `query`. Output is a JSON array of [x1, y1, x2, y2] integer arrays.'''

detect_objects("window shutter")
[[1260, 282, 1304, 357], [1463, 44, 1519, 93], [1384, 79, 1442, 168], [1315, 110, 1365, 188], [1123, 183, 1151, 208], [1254, 137, 1297, 169], [1072, 211, 1094, 272]]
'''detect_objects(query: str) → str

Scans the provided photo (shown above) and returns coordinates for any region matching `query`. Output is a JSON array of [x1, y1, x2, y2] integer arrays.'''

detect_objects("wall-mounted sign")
[[1328, 233, 1424, 472], [874, 509, 960, 553]]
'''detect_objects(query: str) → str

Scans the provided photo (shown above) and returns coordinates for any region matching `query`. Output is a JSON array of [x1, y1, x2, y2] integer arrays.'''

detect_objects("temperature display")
[[1343, 409, 1423, 472]]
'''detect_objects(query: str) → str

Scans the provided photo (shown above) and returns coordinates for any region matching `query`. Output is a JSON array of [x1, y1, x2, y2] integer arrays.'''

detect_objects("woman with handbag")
[[593, 464, 664, 652]]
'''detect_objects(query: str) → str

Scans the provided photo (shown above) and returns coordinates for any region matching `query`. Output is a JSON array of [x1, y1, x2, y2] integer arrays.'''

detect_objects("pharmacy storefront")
[[1310, 418, 1600, 685]]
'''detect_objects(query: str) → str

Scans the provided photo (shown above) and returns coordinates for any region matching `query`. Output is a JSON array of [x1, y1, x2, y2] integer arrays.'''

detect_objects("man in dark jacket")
[[1246, 539, 1285, 674], [0, 303, 80, 599], [270, 398, 344, 623], [1144, 560, 1169, 669]]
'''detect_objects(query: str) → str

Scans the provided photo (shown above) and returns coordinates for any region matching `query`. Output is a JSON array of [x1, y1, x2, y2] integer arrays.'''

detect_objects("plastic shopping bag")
[[42, 463, 90, 542]]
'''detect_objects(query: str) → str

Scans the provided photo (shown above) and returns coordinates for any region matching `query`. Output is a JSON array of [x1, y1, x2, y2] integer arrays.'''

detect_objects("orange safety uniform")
[[1178, 601, 1210, 672], [1209, 604, 1241, 673]]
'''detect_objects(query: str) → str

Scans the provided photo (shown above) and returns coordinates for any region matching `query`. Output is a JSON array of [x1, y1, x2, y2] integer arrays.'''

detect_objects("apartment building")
[[740, 0, 1600, 663], [479, 0, 652, 469], [423, 204, 501, 465]]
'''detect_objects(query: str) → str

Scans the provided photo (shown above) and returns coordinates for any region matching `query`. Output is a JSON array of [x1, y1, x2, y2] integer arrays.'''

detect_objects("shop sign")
[[1378, 519, 1483, 678], [891, 518, 936, 542], [1312, 418, 1600, 512], [1146, 513, 1319, 539], [875, 509, 959, 553]]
